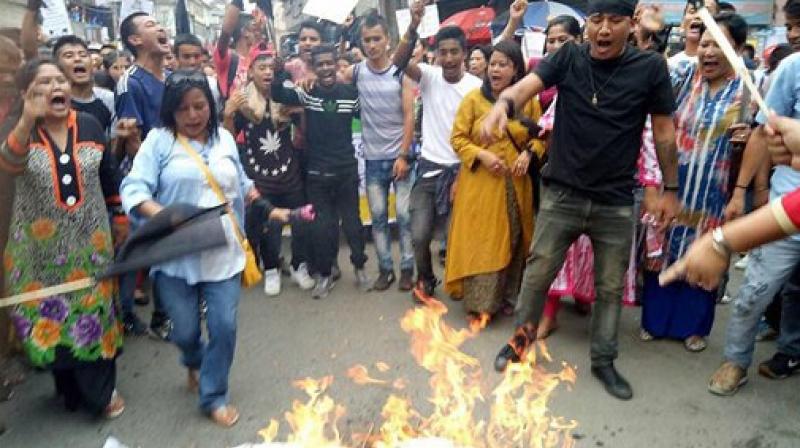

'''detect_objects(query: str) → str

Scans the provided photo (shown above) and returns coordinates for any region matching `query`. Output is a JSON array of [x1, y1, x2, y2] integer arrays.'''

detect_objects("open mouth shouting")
[[157, 32, 170, 52], [49, 92, 69, 113], [688, 21, 703, 39], [71, 64, 90, 81]]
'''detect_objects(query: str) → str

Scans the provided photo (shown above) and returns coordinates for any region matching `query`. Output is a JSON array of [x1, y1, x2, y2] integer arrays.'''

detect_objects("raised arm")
[[270, 69, 304, 107], [21, 0, 42, 61], [499, 0, 527, 43], [217, 1, 243, 58], [392, 0, 425, 83]]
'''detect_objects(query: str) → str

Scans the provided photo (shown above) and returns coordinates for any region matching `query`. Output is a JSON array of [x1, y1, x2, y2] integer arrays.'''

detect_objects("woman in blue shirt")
[[121, 70, 293, 427]]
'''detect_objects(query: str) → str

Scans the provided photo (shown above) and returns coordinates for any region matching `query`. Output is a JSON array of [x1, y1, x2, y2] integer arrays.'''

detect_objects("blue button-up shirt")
[[756, 53, 800, 241], [121, 127, 254, 284]]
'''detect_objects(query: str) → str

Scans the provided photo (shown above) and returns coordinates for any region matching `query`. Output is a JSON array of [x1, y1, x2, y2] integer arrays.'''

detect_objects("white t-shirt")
[[418, 64, 482, 166], [667, 51, 697, 69]]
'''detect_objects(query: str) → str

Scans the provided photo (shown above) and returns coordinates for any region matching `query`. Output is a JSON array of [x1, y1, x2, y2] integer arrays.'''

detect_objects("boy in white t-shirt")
[[392, 1, 482, 302]]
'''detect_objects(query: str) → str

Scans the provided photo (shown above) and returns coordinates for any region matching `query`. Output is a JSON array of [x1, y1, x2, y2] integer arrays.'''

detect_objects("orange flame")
[[257, 299, 576, 447]]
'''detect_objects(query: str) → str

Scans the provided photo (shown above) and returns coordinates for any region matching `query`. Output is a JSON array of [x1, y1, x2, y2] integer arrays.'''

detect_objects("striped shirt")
[[355, 61, 404, 160]]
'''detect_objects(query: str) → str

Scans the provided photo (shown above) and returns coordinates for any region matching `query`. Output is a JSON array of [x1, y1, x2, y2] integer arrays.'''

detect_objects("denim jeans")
[[365, 159, 415, 273], [514, 184, 634, 367], [246, 189, 311, 271], [306, 170, 368, 277], [724, 238, 800, 368], [409, 175, 451, 283], [155, 272, 241, 413]]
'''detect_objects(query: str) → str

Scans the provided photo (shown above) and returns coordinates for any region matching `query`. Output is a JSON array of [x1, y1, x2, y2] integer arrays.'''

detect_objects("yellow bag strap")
[[176, 134, 247, 246]]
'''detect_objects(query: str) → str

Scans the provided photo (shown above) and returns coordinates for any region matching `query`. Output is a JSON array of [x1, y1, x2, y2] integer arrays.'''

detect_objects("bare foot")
[[187, 369, 199, 392], [536, 316, 559, 339], [210, 405, 240, 428]]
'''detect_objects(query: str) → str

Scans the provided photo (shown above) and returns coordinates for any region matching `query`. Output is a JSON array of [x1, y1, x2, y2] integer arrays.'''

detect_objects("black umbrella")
[[0, 204, 229, 308]]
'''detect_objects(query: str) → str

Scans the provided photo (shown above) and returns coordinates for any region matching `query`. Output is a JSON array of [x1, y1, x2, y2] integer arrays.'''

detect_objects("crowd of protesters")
[[1, 0, 800, 429]]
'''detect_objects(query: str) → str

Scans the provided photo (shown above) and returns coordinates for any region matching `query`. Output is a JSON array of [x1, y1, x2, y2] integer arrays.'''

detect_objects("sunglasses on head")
[[166, 69, 207, 87]]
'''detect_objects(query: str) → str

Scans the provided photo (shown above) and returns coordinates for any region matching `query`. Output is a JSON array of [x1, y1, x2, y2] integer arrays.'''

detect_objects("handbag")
[[177, 135, 263, 288]]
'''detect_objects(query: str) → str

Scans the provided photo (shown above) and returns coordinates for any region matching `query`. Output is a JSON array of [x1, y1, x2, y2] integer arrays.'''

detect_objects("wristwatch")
[[711, 227, 733, 259]]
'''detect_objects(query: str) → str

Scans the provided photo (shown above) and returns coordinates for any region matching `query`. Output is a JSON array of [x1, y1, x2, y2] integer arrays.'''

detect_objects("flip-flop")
[[210, 405, 240, 428], [104, 390, 125, 419], [639, 328, 655, 341], [684, 336, 707, 352]]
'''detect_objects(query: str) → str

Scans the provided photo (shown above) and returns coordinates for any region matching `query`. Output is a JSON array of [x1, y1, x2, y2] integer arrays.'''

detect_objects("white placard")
[[396, 4, 440, 39], [521, 30, 545, 59], [119, 0, 154, 22], [302, 0, 358, 25], [41, 0, 73, 39]]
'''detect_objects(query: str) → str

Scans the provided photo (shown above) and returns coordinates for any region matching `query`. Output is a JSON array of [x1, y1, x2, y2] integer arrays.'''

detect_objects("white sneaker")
[[734, 254, 749, 270], [263, 268, 281, 296], [290, 262, 316, 290]]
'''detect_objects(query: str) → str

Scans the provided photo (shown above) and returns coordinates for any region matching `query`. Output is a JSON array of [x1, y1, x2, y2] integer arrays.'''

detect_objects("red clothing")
[[213, 46, 250, 98], [781, 188, 800, 229]]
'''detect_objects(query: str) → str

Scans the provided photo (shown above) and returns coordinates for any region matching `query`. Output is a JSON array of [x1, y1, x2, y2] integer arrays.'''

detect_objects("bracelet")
[[663, 184, 679, 192], [735, 184, 748, 189]]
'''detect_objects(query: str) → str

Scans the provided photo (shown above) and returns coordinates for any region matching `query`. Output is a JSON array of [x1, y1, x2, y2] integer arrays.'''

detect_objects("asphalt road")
[[1, 249, 798, 448]]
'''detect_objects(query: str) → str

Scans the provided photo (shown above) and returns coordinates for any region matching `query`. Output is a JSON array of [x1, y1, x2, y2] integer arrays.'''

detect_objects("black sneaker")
[[758, 352, 800, 379], [149, 313, 172, 341], [123, 312, 147, 336], [494, 343, 521, 372], [372, 270, 396, 291]]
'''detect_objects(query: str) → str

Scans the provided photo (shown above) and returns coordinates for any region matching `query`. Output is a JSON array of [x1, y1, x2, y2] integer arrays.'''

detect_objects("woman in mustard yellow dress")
[[446, 40, 544, 318]]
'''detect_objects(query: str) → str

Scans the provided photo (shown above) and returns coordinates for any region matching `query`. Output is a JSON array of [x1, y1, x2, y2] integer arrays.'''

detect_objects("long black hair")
[[160, 69, 219, 140]]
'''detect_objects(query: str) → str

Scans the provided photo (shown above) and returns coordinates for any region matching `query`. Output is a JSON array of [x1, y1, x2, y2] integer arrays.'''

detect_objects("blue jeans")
[[155, 272, 241, 412], [365, 159, 415, 273], [724, 237, 800, 368]]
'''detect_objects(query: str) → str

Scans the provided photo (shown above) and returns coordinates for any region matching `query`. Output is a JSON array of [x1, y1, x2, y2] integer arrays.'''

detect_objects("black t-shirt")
[[271, 71, 359, 175], [72, 98, 113, 135], [535, 42, 674, 205], [233, 110, 302, 195]]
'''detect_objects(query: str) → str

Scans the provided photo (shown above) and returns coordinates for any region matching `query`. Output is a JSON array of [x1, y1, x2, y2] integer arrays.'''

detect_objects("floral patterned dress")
[[3, 111, 123, 368]]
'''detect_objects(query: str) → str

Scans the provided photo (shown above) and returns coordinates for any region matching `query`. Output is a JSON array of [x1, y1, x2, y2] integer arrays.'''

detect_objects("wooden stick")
[[697, 8, 770, 114], [0, 278, 95, 308]]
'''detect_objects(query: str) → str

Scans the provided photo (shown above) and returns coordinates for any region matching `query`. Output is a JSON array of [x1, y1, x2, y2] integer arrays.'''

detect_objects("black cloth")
[[271, 71, 359, 175], [245, 188, 310, 270], [72, 98, 113, 135], [535, 41, 674, 205], [52, 357, 116, 415], [233, 111, 302, 195], [306, 171, 367, 276], [32, 112, 120, 211]]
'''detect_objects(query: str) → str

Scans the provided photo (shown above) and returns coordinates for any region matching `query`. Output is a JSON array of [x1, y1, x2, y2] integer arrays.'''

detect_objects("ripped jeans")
[[724, 237, 800, 368]]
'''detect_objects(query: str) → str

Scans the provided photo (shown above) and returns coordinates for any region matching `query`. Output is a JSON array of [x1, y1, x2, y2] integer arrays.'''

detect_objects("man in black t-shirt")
[[271, 44, 370, 299], [52, 36, 115, 135], [482, 0, 681, 400]]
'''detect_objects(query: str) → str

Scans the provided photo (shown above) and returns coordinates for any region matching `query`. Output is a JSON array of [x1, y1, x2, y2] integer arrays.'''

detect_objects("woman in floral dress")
[[1, 59, 125, 417]]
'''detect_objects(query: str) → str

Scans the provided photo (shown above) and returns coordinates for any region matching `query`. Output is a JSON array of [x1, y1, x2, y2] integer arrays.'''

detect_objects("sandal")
[[104, 390, 125, 419], [639, 328, 655, 341], [187, 369, 200, 393], [684, 336, 707, 352], [210, 405, 240, 428]]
